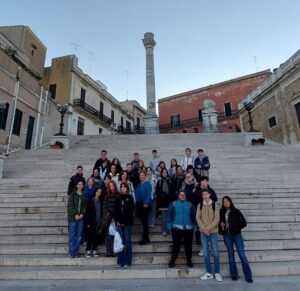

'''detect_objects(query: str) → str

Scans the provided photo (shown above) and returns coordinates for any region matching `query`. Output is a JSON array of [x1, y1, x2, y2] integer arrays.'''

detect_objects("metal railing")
[[73, 99, 112, 125]]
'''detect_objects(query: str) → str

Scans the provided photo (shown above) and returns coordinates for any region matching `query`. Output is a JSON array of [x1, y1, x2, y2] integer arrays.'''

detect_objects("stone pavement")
[[0, 276, 300, 291]]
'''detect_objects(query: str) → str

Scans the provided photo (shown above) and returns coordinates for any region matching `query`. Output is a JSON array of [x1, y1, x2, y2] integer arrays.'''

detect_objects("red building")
[[158, 70, 271, 133]]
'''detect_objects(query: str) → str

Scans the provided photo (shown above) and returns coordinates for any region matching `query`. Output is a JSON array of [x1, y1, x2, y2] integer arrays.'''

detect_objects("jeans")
[[160, 209, 168, 233], [117, 225, 132, 266], [148, 197, 156, 227], [200, 232, 220, 274], [223, 233, 252, 279], [170, 228, 193, 264], [137, 204, 150, 241], [68, 219, 84, 257]]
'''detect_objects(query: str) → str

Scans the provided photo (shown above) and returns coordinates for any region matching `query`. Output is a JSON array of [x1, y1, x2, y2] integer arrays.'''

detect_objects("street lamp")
[[0, 101, 7, 112], [55, 104, 68, 136], [243, 100, 257, 132]]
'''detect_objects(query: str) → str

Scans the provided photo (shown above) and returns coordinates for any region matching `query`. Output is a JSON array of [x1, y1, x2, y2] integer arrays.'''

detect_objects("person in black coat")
[[115, 182, 135, 267], [67, 165, 86, 195], [94, 149, 111, 172], [219, 196, 253, 283], [84, 187, 103, 258], [155, 169, 174, 235], [171, 165, 186, 196]]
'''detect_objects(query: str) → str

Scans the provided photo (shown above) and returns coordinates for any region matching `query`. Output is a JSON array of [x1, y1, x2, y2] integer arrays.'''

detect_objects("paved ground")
[[1, 277, 300, 291]]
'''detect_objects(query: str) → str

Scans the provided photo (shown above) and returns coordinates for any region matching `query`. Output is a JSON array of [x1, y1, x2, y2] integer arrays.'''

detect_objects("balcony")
[[73, 99, 112, 125]]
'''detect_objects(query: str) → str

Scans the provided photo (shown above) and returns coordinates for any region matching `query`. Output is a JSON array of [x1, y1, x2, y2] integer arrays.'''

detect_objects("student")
[[103, 181, 120, 256], [219, 196, 253, 283], [180, 173, 198, 202], [155, 169, 174, 235], [196, 190, 222, 282], [180, 148, 194, 171], [94, 150, 111, 172], [135, 172, 152, 245], [90, 168, 104, 188], [67, 165, 86, 195], [115, 182, 135, 268], [126, 162, 140, 190], [131, 152, 140, 169], [158, 161, 166, 171], [67, 180, 87, 258], [194, 176, 218, 204], [171, 165, 186, 195], [85, 187, 103, 258], [149, 149, 161, 173], [194, 149, 210, 178], [167, 191, 195, 268], [146, 167, 157, 228], [111, 158, 123, 174], [117, 170, 136, 203], [168, 159, 178, 178], [109, 164, 119, 184], [84, 177, 95, 199], [99, 160, 109, 181]]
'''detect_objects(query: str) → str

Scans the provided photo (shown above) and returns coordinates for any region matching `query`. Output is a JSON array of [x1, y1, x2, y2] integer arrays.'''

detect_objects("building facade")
[[0, 25, 48, 151], [158, 70, 271, 133], [43, 55, 137, 136], [120, 100, 146, 133], [239, 50, 300, 145]]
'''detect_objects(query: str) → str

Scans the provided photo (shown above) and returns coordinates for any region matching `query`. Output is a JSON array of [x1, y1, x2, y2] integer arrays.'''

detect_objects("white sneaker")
[[198, 249, 203, 256], [92, 250, 99, 257], [200, 272, 213, 280], [215, 273, 223, 282]]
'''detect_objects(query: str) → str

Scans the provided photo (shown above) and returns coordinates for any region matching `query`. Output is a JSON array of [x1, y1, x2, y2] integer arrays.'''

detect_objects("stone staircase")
[[0, 133, 300, 279]]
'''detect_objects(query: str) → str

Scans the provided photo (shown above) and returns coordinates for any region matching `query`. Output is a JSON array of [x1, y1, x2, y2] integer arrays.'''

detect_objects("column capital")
[[142, 32, 156, 49]]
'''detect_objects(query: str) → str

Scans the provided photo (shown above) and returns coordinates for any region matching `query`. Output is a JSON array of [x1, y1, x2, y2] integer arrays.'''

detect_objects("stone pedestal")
[[144, 115, 159, 134], [0, 155, 5, 179], [50, 135, 70, 149], [243, 132, 263, 146], [202, 111, 218, 133]]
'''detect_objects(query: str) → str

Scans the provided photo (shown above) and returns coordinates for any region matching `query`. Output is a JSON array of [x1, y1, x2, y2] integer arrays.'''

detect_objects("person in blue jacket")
[[194, 149, 210, 178], [167, 190, 196, 268], [135, 171, 153, 245]]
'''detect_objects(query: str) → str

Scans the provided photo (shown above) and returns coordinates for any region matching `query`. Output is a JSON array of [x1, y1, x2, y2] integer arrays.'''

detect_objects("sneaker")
[[246, 278, 253, 283], [215, 273, 223, 282], [198, 249, 203, 256], [200, 272, 213, 280], [85, 250, 92, 258], [168, 262, 176, 268], [92, 250, 99, 257], [123, 264, 130, 268], [187, 262, 193, 268], [115, 264, 122, 268], [232, 276, 238, 281]]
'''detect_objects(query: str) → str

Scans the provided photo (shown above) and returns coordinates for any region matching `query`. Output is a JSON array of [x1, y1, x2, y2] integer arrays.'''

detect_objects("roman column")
[[142, 32, 159, 134]]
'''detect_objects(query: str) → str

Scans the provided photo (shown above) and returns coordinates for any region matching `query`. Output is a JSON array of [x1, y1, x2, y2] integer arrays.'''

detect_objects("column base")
[[50, 135, 70, 149], [144, 116, 160, 134]]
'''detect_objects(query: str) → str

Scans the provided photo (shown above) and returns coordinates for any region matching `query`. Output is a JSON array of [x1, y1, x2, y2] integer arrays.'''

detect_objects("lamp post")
[[243, 100, 257, 132], [55, 104, 68, 136], [6, 66, 21, 156]]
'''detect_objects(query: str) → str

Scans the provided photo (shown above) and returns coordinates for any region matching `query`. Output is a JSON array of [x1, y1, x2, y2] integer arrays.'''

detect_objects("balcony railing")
[[160, 110, 239, 131], [73, 99, 112, 125]]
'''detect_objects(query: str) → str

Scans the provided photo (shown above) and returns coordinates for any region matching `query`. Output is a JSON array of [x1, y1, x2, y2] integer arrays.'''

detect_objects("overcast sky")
[[1, 0, 300, 108]]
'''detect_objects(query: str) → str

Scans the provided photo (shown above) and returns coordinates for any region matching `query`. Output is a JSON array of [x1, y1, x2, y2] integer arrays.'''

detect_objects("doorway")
[[25, 116, 35, 149]]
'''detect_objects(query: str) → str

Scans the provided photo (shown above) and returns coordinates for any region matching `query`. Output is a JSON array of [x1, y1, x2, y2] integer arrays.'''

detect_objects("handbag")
[[96, 211, 112, 235]]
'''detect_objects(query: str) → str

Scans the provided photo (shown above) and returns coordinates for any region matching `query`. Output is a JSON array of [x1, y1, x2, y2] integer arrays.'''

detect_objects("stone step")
[[0, 207, 66, 214], [0, 250, 299, 267], [0, 197, 65, 203], [0, 261, 300, 279], [0, 239, 299, 255]]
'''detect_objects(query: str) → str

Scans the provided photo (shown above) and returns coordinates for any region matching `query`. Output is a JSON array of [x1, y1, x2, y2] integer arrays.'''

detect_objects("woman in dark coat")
[[155, 169, 174, 235], [115, 182, 135, 268], [219, 196, 253, 283]]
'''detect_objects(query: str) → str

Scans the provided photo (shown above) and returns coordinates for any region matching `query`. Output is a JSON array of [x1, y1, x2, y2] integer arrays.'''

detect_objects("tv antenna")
[[70, 42, 84, 55], [253, 56, 258, 72], [88, 51, 97, 74]]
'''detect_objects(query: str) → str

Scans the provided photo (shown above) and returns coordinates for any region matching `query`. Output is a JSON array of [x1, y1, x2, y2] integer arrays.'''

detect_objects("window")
[[77, 117, 85, 135], [126, 121, 131, 131], [121, 116, 124, 128], [80, 88, 86, 105], [224, 102, 232, 117], [198, 109, 203, 122], [171, 114, 180, 128], [194, 127, 199, 133], [111, 110, 115, 123], [295, 102, 300, 127], [268, 116, 277, 128], [0, 102, 9, 130], [137, 117, 141, 127], [12, 109, 23, 136], [99, 102, 104, 116], [49, 84, 57, 99], [99, 128, 102, 134]]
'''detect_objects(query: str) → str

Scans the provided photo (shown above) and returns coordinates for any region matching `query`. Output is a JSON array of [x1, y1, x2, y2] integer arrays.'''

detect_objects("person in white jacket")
[[181, 148, 194, 171]]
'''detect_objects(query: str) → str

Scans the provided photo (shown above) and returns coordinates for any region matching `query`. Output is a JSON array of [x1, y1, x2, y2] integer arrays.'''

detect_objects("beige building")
[[120, 100, 146, 133], [43, 55, 138, 136], [239, 50, 300, 144], [0, 25, 48, 151]]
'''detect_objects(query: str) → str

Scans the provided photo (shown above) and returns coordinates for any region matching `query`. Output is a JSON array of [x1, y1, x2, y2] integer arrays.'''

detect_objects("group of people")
[[67, 148, 253, 283]]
